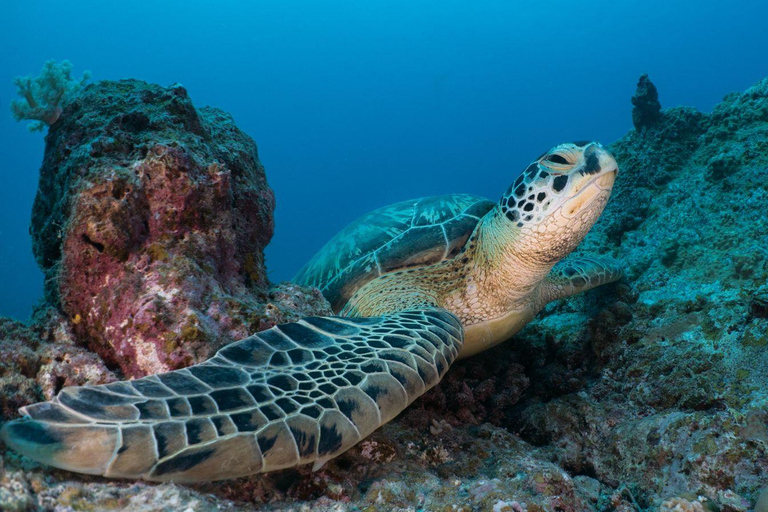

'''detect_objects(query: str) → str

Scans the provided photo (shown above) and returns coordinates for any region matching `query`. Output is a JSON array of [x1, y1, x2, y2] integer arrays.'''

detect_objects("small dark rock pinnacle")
[[631, 73, 662, 130]]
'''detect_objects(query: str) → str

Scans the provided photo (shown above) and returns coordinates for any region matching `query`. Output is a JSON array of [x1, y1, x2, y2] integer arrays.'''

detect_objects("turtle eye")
[[544, 154, 569, 165]]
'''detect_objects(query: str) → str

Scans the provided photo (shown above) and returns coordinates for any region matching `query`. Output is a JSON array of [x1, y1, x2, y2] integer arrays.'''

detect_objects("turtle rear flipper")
[[1, 309, 463, 482]]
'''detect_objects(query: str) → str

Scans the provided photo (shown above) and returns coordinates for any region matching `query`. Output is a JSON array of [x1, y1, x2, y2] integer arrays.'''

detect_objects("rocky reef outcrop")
[[29, 80, 330, 378], [631, 73, 663, 131], [2, 75, 768, 511], [441, 75, 768, 510]]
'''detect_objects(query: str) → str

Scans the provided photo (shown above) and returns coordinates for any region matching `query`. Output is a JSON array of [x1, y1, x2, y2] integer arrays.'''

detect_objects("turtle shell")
[[294, 193, 495, 312]]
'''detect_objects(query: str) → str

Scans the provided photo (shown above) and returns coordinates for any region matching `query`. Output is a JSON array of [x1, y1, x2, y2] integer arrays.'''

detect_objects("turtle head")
[[500, 141, 618, 262]]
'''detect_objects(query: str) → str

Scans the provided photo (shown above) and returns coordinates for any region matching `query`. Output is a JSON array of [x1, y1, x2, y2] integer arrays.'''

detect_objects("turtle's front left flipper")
[[540, 255, 624, 303], [1, 309, 463, 483]]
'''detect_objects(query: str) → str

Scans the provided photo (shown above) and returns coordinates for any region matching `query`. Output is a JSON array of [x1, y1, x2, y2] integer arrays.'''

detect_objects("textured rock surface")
[[0, 311, 116, 421], [29, 80, 331, 377], [2, 76, 768, 510], [631, 74, 663, 131]]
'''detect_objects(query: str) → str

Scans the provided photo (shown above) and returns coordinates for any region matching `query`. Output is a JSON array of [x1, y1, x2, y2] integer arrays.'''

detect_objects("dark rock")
[[749, 291, 768, 319], [631, 74, 662, 130]]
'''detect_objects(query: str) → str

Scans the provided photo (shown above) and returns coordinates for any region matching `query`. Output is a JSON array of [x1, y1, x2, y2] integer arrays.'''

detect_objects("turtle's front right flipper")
[[540, 255, 624, 304], [1, 309, 463, 482]]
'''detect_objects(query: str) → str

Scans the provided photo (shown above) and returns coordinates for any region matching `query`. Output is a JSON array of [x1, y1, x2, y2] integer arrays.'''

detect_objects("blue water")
[[1, 0, 767, 320]]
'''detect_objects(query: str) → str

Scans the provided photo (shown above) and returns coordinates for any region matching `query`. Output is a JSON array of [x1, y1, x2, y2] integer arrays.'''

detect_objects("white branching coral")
[[11, 60, 90, 132]]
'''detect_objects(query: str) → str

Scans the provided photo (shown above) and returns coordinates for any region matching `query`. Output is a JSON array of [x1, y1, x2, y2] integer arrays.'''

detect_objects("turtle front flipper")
[[1, 309, 463, 483], [540, 255, 624, 303]]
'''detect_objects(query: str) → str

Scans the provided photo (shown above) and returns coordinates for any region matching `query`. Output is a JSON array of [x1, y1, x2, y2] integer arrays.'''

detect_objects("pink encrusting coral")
[[30, 80, 331, 377]]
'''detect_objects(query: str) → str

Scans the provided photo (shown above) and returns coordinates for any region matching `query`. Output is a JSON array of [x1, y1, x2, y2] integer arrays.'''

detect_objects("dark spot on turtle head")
[[514, 184, 526, 197], [537, 192, 547, 202], [523, 203, 534, 212], [553, 175, 569, 192], [572, 140, 591, 147], [506, 209, 520, 222], [581, 150, 601, 175]]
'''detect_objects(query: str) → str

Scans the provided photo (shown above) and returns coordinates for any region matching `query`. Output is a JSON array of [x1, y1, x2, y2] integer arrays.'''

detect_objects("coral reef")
[[2, 74, 768, 510], [11, 60, 90, 132], [29, 80, 331, 377], [492, 76, 768, 509]]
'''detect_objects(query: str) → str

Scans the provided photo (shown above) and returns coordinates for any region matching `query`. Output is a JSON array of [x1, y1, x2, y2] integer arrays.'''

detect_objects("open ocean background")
[[1, 0, 767, 320]]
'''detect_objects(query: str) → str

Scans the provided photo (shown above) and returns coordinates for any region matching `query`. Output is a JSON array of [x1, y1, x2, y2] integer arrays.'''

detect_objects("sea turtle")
[[2, 141, 622, 483]]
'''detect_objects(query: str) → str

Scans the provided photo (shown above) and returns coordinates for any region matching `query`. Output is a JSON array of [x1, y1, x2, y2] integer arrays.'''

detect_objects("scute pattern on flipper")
[[5, 310, 463, 483], [294, 194, 494, 311], [543, 255, 624, 303]]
